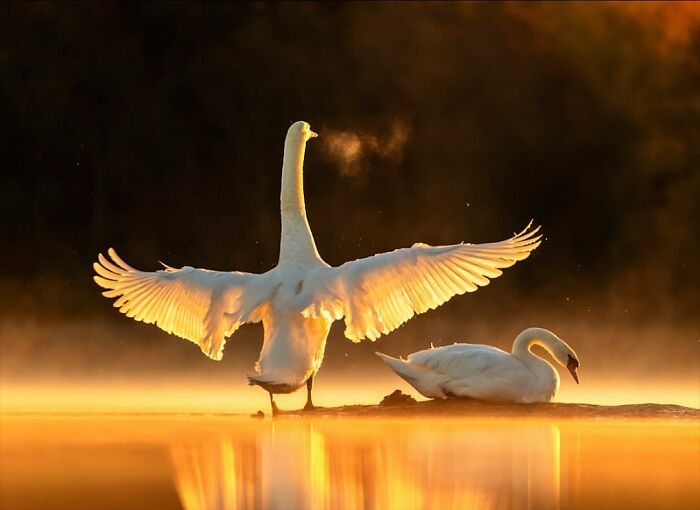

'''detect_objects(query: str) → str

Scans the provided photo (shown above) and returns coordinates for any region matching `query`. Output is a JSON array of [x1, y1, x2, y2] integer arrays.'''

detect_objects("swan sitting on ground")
[[93, 121, 541, 414], [376, 327, 579, 403]]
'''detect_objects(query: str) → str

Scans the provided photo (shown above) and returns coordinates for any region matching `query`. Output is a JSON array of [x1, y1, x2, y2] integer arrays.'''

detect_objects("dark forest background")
[[1, 2, 698, 394]]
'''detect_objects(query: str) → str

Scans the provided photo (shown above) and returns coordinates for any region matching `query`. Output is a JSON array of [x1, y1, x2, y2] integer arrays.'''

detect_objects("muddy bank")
[[290, 391, 700, 419]]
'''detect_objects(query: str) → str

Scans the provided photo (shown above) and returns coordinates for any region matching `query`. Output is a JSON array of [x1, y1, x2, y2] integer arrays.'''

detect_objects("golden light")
[[2, 414, 696, 510]]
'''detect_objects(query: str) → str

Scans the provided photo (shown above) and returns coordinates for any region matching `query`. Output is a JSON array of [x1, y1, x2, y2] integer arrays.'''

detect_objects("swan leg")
[[269, 391, 280, 416], [303, 376, 315, 411]]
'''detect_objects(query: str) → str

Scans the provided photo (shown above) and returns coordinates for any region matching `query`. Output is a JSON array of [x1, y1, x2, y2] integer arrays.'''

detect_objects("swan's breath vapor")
[[321, 121, 409, 176]]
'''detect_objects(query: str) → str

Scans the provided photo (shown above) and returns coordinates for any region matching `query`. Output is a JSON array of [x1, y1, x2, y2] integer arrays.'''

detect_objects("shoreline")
[[4, 399, 697, 420], [299, 398, 700, 419]]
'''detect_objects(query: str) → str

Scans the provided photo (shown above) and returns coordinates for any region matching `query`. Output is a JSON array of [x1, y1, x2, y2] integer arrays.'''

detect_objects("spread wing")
[[301, 223, 541, 341], [93, 248, 263, 360]]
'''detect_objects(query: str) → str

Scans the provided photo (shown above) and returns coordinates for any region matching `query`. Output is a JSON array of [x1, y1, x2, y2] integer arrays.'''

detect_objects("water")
[[1, 415, 698, 510]]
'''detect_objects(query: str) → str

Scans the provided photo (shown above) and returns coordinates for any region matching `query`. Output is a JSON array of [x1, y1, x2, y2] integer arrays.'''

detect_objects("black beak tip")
[[570, 368, 580, 384], [567, 354, 580, 384]]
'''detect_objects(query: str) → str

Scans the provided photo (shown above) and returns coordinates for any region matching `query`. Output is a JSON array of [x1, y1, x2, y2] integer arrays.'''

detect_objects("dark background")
[[1, 2, 698, 395]]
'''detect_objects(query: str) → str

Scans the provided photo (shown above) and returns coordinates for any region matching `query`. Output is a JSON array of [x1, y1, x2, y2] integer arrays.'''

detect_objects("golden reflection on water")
[[168, 419, 698, 510], [1, 416, 698, 510]]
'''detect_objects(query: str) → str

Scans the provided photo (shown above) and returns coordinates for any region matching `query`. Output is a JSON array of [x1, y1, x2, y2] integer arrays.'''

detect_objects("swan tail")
[[375, 352, 420, 384], [247, 372, 304, 394], [375, 351, 403, 369], [376, 352, 448, 399]]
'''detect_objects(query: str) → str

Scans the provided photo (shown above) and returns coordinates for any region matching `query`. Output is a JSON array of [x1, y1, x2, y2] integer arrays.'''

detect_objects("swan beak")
[[568, 365, 580, 384], [567, 356, 580, 384], [308, 130, 318, 139]]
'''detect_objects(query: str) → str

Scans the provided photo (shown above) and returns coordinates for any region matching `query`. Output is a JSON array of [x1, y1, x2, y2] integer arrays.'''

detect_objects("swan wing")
[[408, 345, 531, 400], [408, 344, 510, 377], [93, 248, 262, 360], [302, 223, 541, 342]]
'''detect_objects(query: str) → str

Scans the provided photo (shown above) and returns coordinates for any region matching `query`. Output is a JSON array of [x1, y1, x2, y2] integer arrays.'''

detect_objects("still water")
[[1, 415, 698, 510]]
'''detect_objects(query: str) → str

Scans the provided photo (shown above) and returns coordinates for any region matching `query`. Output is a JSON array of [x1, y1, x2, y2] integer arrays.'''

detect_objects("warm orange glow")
[[0, 376, 697, 415], [614, 2, 700, 48], [1, 415, 697, 510]]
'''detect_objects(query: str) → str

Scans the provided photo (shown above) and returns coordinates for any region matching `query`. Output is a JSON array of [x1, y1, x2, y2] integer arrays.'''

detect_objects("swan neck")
[[512, 328, 558, 363], [279, 135, 321, 266], [281, 135, 308, 214], [511, 328, 561, 401]]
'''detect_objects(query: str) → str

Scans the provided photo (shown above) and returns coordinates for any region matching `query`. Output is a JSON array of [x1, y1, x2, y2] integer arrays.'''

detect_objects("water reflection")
[[171, 420, 563, 510], [1, 415, 697, 509], [171, 437, 260, 510]]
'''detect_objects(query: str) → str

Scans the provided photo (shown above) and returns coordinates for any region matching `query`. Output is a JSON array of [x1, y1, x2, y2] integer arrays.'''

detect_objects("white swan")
[[93, 121, 541, 413], [376, 327, 579, 403]]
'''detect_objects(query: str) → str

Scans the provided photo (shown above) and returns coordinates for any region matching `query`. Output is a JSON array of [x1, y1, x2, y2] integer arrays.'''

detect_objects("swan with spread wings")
[[93, 121, 541, 413]]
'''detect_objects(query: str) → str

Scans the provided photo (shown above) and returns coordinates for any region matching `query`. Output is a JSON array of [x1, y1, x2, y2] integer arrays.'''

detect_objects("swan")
[[93, 121, 541, 413], [376, 327, 579, 403]]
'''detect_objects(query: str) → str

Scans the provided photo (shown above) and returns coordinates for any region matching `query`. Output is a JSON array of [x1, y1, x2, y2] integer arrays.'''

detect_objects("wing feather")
[[93, 249, 261, 360], [302, 223, 541, 342]]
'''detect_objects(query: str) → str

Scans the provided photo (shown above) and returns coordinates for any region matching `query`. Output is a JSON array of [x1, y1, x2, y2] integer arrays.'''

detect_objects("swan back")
[[378, 328, 579, 403], [378, 344, 534, 401]]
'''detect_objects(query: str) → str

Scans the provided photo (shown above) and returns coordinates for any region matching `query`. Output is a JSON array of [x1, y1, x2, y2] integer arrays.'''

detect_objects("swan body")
[[93, 121, 542, 411], [377, 327, 579, 403]]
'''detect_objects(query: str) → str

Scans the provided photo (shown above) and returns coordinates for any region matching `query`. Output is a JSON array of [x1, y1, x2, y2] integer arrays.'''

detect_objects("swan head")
[[287, 121, 318, 142], [545, 330, 580, 384], [518, 327, 580, 384], [566, 353, 580, 384]]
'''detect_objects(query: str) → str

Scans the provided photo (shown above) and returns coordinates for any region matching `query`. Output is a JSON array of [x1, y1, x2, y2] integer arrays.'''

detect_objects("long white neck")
[[511, 327, 560, 385], [278, 132, 322, 266], [512, 327, 561, 360]]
